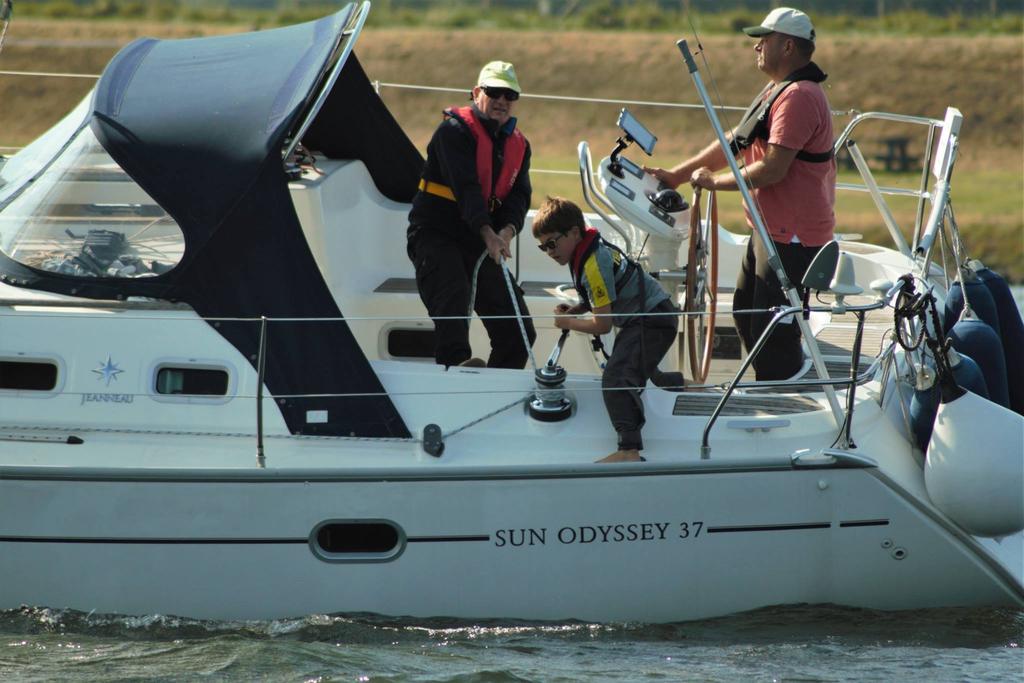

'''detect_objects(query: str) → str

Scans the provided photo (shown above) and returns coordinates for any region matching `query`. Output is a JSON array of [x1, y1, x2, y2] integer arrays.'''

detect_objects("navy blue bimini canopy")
[[3, 5, 425, 438]]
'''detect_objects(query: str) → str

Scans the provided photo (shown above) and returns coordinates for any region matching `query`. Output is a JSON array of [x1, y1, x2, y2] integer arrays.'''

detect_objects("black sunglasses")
[[482, 86, 520, 101], [537, 233, 566, 252]]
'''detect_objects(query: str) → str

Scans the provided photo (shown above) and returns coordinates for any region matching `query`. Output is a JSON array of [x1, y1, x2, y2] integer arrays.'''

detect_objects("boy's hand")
[[553, 303, 575, 331]]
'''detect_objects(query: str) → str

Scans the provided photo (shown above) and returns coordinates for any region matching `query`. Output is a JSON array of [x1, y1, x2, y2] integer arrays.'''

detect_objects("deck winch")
[[528, 329, 573, 422]]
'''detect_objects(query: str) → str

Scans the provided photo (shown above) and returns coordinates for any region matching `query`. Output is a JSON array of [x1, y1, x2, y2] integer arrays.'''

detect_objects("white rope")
[[467, 251, 487, 323], [465, 251, 538, 371], [501, 258, 538, 372]]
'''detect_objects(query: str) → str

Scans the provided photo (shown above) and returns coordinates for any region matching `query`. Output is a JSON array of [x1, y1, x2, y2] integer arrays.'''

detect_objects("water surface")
[[2, 605, 1021, 681]]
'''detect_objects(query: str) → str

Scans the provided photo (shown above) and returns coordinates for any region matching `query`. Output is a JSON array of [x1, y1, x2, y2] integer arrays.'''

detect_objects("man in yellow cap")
[[407, 61, 535, 369], [646, 7, 836, 382]]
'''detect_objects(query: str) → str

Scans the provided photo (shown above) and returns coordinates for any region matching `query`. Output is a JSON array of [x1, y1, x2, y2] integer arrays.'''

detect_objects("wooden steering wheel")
[[685, 188, 719, 384]]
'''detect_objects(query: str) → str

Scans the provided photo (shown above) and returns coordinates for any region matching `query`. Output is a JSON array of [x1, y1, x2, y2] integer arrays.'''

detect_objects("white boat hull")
[[2, 460, 1020, 621]]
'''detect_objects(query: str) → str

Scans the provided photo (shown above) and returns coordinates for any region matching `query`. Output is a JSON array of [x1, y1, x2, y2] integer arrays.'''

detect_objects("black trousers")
[[733, 233, 821, 381], [602, 300, 679, 451], [409, 228, 536, 368]]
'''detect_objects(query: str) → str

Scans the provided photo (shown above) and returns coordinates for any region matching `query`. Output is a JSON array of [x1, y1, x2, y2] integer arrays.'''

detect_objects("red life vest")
[[570, 227, 636, 311], [445, 106, 527, 207], [570, 227, 602, 287]]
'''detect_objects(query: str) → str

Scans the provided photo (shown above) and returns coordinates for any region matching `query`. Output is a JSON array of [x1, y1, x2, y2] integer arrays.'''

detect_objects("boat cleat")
[[791, 448, 878, 469]]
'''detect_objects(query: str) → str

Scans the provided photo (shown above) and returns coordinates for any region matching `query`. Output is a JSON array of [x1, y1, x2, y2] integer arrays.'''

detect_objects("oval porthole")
[[309, 519, 406, 563]]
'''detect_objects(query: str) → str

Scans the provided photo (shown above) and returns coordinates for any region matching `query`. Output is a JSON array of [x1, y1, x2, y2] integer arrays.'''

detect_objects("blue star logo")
[[92, 356, 124, 387]]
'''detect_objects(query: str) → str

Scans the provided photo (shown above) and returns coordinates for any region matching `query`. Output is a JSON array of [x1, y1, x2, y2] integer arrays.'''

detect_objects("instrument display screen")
[[649, 204, 675, 227], [617, 108, 657, 155], [618, 156, 644, 180], [608, 178, 635, 201]]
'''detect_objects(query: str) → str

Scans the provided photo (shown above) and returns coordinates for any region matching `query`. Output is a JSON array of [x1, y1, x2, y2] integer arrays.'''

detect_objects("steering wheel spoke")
[[685, 189, 719, 384]]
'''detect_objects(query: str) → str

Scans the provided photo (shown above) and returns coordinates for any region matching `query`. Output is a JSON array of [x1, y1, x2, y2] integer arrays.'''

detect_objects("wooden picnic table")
[[836, 136, 919, 173], [874, 136, 918, 172]]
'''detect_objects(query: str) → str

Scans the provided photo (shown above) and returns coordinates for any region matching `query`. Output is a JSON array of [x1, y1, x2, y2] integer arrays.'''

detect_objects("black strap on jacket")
[[730, 62, 833, 164]]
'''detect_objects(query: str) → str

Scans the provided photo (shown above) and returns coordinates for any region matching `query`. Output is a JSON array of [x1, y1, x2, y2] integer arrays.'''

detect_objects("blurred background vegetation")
[[3, 1, 1022, 279], [9, 0, 1024, 33]]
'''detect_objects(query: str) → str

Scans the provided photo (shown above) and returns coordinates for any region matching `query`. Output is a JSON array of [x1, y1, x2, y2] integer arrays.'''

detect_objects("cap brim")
[[743, 25, 773, 37], [479, 78, 521, 93]]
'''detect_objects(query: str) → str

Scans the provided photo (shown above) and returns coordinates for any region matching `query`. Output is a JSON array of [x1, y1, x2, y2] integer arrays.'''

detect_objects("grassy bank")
[[1, 20, 1021, 279], [11, 2, 1024, 35]]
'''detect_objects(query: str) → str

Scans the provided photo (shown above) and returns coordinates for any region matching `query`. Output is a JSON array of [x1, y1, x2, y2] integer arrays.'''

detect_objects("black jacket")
[[408, 104, 532, 248]]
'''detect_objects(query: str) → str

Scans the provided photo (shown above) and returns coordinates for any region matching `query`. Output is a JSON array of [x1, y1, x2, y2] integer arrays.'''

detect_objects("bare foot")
[[596, 449, 645, 463]]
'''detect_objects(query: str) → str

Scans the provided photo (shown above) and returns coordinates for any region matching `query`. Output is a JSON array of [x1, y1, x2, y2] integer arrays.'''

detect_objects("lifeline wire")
[[0, 306, 785, 323]]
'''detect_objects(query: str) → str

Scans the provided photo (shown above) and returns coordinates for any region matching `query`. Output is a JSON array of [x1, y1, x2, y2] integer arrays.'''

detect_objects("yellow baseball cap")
[[477, 61, 521, 94]]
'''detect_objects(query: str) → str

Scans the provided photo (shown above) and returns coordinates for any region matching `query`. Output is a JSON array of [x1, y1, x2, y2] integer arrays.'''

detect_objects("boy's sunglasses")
[[537, 233, 566, 252], [482, 86, 520, 101]]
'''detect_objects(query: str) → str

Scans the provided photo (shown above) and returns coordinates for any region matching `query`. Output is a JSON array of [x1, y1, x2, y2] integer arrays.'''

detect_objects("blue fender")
[[943, 279, 1000, 337], [910, 382, 938, 451], [975, 266, 1024, 415], [948, 318, 1010, 409], [950, 350, 988, 399]]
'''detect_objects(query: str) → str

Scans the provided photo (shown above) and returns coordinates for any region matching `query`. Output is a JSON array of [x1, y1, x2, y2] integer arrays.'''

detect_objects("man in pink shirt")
[[647, 7, 836, 381]]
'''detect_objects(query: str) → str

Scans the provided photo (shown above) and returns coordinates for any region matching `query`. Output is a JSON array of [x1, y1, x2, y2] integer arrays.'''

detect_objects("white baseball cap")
[[743, 7, 816, 42]]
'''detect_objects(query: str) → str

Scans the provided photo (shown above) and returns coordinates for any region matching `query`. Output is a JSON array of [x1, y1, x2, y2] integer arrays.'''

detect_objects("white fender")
[[925, 390, 1024, 537]]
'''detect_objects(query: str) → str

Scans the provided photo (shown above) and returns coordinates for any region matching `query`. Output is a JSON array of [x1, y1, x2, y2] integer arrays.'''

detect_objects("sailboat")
[[0, 2, 1020, 622]]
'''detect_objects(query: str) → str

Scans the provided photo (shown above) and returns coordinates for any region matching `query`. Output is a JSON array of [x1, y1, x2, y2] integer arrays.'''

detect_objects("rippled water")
[[2, 605, 1021, 682]]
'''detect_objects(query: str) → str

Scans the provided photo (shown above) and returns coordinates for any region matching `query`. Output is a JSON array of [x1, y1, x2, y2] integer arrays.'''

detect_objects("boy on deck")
[[532, 197, 682, 463]]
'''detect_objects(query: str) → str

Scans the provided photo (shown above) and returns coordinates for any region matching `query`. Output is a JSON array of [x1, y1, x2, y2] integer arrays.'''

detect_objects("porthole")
[[386, 328, 435, 359], [155, 366, 229, 395], [0, 359, 58, 391], [309, 519, 406, 563]]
